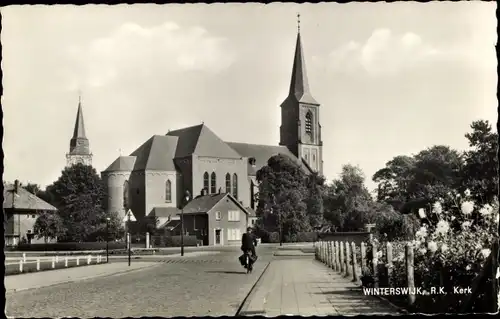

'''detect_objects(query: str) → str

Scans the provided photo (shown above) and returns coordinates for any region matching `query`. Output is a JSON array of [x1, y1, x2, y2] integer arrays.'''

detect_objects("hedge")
[[260, 231, 318, 243], [15, 242, 127, 251], [151, 235, 199, 247]]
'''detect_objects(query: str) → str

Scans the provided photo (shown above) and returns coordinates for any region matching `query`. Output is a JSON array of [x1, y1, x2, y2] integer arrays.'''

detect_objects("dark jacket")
[[241, 232, 257, 250]]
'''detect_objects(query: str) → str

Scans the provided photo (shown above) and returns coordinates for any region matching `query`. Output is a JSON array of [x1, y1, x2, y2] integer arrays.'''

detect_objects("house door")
[[215, 229, 221, 245]]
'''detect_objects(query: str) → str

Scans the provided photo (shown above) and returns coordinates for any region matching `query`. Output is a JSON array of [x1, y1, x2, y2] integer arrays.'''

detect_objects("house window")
[[165, 180, 172, 202], [123, 180, 129, 209], [225, 173, 231, 193], [210, 172, 217, 194], [215, 211, 222, 221], [203, 172, 209, 193], [228, 210, 240, 222], [313, 154, 316, 162], [232, 173, 238, 199], [305, 111, 313, 135], [228, 228, 241, 241]]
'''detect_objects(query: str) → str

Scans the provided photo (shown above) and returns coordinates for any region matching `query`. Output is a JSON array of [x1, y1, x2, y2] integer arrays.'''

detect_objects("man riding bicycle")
[[241, 227, 257, 271]]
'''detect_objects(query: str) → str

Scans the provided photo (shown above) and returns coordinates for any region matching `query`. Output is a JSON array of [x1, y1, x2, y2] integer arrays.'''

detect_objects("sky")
[[2, 2, 497, 195]]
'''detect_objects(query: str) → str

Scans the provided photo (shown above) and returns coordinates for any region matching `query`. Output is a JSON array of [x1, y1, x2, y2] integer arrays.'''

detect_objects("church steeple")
[[66, 94, 93, 167], [279, 15, 323, 174], [288, 14, 318, 105]]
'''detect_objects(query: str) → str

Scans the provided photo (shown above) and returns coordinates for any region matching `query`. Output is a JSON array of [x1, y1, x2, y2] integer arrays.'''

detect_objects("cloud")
[[329, 29, 443, 76], [64, 22, 235, 89]]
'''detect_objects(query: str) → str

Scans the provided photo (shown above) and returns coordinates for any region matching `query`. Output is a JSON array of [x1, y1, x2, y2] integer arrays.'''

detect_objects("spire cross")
[[297, 13, 301, 33]]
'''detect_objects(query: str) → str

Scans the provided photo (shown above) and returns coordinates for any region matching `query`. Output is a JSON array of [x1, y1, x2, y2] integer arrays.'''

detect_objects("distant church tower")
[[279, 15, 323, 174], [66, 95, 93, 167]]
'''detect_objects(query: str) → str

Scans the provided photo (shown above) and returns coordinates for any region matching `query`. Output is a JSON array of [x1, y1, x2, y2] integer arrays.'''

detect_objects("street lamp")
[[180, 190, 191, 257], [106, 217, 110, 263]]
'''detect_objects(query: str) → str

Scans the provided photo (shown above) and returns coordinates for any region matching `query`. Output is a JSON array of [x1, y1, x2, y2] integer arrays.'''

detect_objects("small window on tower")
[[305, 111, 313, 135]]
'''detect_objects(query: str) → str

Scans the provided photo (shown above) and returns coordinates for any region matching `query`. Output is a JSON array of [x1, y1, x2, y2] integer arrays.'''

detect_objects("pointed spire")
[[288, 15, 318, 105], [72, 95, 87, 139]]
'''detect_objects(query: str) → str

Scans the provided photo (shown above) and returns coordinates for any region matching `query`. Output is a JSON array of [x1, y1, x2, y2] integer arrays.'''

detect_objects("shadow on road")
[[205, 270, 247, 275]]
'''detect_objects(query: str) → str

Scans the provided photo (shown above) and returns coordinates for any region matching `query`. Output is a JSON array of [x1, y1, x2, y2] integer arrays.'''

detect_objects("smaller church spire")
[[297, 13, 301, 33]]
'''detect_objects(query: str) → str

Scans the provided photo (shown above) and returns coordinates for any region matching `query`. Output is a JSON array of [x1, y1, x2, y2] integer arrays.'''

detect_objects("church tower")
[[279, 15, 323, 174], [66, 95, 93, 167]]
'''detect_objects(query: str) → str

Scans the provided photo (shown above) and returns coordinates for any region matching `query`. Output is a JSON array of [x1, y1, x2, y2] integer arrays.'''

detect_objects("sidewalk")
[[5, 262, 159, 293], [239, 259, 400, 316]]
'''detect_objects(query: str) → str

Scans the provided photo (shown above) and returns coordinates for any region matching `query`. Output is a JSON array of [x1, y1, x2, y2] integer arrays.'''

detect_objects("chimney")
[[14, 180, 19, 193]]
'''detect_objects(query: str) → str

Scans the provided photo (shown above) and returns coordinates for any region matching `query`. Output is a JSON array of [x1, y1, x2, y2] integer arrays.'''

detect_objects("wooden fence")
[[314, 239, 498, 313]]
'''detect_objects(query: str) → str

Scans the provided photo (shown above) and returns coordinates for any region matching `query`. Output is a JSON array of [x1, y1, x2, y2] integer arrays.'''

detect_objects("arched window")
[[225, 173, 231, 193], [165, 180, 172, 202], [123, 180, 129, 209], [305, 111, 313, 135], [203, 172, 209, 193], [232, 173, 238, 199], [210, 172, 217, 194]]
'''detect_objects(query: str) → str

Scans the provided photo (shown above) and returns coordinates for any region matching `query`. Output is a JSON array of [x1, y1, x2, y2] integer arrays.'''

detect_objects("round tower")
[[103, 172, 130, 220]]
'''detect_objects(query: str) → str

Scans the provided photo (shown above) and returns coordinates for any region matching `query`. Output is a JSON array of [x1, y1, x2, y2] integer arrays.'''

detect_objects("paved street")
[[5, 243, 398, 317], [6, 245, 275, 317]]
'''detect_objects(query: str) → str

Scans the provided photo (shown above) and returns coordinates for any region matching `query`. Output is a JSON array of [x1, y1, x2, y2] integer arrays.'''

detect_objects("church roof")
[[72, 100, 88, 140], [167, 124, 242, 159], [3, 185, 57, 212], [103, 156, 136, 172], [226, 142, 309, 176], [102, 135, 178, 173], [288, 32, 319, 105]]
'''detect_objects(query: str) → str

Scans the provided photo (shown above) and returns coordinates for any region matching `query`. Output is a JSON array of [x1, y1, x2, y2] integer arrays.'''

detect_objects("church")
[[94, 23, 324, 245]]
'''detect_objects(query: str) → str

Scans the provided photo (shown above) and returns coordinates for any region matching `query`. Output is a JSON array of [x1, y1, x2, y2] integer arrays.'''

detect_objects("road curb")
[[6, 263, 160, 293], [235, 261, 271, 316]]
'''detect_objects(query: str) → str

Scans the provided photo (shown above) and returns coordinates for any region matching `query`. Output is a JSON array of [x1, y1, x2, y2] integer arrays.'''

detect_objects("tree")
[[33, 212, 66, 243], [47, 163, 107, 242], [462, 120, 498, 204], [305, 172, 326, 230], [256, 155, 310, 238], [22, 183, 41, 195], [324, 165, 376, 231], [372, 155, 416, 204]]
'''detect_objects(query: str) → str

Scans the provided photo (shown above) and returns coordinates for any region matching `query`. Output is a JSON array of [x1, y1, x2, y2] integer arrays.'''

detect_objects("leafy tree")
[[324, 165, 377, 231], [256, 155, 310, 238], [47, 163, 107, 242], [305, 172, 326, 230], [89, 211, 125, 241], [33, 212, 66, 243], [372, 155, 416, 204], [22, 183, 41, 195], [462, 120, 498, 204]]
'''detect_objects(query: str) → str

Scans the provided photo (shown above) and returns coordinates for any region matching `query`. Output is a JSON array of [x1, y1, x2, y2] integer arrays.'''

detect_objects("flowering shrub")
[[362, 190, 498, 313]]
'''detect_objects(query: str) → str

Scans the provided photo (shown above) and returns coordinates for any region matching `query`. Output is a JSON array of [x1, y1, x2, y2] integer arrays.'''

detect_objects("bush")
[[16, 242, 126, 251], [284, 232, 318, 242], [151, 235, 198, 247]]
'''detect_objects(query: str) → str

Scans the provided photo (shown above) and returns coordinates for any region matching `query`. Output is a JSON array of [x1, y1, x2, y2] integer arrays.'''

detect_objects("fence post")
[[386, 242, 393, 287], [146, 232, 150, 249], [351, 242, 358, 282], [23, 253, 26, 263], [19, 259, 23, 273], [361, 242, 367, 276], [340, 241, 345, 273], [405, 242, 416, 306], [332, 241, 337, 271], [335, 241, 341, 271], [65, 256, 68, 267], [322, 241, 326, 263], [76, 257, 80, 266], [51, 257, 55, 269], [87, 255, 91, 265], [328, 241, 333, 267], [345, 241, 351, 277], [36, 259, 40, 271], [372, 241, 379, 288], [329, 241, 335, 269], [55, 255, 59, 263]]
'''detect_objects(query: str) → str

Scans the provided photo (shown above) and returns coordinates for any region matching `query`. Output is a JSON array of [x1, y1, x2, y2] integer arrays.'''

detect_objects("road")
[[6, 245, 281, 317]]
